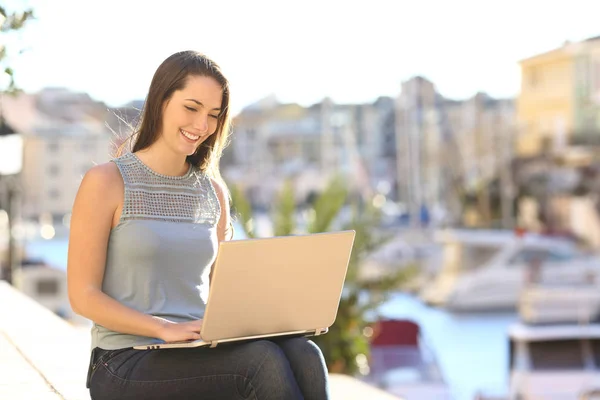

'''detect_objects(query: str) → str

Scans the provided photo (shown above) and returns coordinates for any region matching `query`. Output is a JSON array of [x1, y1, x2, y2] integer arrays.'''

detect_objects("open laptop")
[[134, 230, 356, 350]]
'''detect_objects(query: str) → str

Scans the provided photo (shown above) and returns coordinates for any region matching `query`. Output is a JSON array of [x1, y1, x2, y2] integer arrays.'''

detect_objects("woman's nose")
[[194, 115, 208, 133]]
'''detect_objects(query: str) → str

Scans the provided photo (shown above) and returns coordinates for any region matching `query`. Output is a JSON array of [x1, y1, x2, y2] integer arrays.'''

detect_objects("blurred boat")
[[506, 322, 600, 399], [12, 258, 86, 324], [420, 229, 599, 312], [474, 265, 600, 399], [364, 319, 453, 399], [359, 230, 442, 293], [519, 280, 600, 325]]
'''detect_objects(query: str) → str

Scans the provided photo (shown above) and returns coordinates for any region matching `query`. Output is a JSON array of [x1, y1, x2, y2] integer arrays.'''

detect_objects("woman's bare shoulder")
[[80, 161, 123, 197], [85, 161, 120, 182]]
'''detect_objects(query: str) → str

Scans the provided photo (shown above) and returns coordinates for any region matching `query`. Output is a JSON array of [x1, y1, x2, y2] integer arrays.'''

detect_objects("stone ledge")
[[0, 281, 401, 399], [0, 281, 91, 400], [0, 332, 62, 400]]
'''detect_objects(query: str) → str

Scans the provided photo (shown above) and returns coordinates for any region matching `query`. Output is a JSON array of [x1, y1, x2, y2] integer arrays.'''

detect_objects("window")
[[529, 340, 584, 370], [442, 245, 498, 272], [48, 164, 59, 176], [48, 189, 60, 199], [36, 279, 59, 295], [463, 246, 499, 270], [529, 68, 539, 88], [509, 247, 577, 266], [509, 249, 550, 265], [47, 141, 59, 152], [590, 339, 600, 367], [547, 247, 578, 262]]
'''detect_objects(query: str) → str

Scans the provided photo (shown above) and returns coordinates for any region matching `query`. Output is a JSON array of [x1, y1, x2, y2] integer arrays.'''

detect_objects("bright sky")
[[5, 0, 600, 114]]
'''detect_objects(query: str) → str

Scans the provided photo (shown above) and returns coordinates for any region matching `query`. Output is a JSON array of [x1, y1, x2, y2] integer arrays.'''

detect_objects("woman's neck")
[[134, 144, 190, 177]]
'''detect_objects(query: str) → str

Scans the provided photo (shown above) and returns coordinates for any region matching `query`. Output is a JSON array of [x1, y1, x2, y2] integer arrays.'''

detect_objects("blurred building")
[[224, 95, 395, 208], [395, 77, 439, 224], [396, 77, 516, 226], [1, 88, 112, 224], [517, 35, 600, 157]]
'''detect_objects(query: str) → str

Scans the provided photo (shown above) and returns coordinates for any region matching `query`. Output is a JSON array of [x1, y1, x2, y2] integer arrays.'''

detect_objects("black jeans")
[[87, 337, 329, 400]]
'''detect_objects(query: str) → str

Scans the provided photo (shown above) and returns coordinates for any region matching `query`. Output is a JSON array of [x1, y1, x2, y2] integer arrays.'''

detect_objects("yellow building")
[[517, 36, 600, 157]]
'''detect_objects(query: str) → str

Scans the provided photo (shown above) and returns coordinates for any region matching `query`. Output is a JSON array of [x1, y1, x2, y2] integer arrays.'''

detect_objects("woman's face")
[[160, 74, 223, 156]]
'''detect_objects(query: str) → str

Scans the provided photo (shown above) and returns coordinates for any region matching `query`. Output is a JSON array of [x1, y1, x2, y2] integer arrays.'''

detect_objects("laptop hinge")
[[314, 328, 326, 336], [209, 341, 218, 348]]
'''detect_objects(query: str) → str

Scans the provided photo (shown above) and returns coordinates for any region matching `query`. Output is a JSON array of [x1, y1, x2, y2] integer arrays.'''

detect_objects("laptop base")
[[133, 327, 328, 350]]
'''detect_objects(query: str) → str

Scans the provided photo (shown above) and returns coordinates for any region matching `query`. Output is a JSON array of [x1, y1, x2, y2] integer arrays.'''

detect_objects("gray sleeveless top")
[[91, 152, 221, 350]]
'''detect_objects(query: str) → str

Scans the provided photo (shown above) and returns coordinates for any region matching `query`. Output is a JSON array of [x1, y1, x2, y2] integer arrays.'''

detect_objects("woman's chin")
[[175, 143, 198, 157]]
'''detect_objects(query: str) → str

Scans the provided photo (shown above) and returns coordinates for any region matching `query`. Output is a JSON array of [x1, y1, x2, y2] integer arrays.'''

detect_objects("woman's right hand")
[[153, 317, 203, 343]]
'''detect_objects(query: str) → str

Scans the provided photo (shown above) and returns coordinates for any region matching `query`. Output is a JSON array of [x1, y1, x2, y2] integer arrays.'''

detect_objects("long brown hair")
[[118, 50, 231, 184]]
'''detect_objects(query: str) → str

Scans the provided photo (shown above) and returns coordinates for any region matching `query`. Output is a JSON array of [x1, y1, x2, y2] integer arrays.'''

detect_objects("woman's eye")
[[185, 106, 197, 112], [209, 114, 219, 119]]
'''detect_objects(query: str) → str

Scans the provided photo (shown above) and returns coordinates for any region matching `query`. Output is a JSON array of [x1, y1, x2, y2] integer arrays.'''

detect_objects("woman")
[[67, 50, 329, 400]]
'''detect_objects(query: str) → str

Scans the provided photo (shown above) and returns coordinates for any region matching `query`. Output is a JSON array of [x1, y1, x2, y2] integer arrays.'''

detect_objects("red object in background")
[[514, 227, 527, 237], [371, 319, 420, 347]]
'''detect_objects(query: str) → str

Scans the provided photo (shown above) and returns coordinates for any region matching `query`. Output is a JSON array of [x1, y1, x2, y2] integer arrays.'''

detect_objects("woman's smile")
[[180, 128, 201, 143]]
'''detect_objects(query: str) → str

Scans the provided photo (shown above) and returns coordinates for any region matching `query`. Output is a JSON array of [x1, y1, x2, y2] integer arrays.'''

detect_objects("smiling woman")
[[119, 52, 231, 179], [155, 75, 222, 157], [67, 51, 330, 400]]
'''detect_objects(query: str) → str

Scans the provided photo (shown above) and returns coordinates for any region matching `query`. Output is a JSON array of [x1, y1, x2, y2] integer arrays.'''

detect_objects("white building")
[[1, 88, 112, 224]]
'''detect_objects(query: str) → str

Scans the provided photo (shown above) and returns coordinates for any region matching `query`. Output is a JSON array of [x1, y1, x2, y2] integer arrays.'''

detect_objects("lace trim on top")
[[111, 152, 221, 225]]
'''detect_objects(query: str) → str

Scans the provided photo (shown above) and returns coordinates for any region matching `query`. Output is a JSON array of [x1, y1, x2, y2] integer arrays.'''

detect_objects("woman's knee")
[[276, 338, 329, 399], [247, 340, 291, 375], [279, 338, 327, 369], [242, 340, 303, 399]]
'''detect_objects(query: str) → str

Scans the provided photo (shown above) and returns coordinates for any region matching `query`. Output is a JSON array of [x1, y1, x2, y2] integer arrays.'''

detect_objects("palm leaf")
[[308, 176, 347, 233], [273, 180, 296, 236], [229, 184, 256, 238]]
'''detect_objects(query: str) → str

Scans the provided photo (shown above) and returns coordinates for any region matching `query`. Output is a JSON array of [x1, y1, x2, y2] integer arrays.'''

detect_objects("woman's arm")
[[209, 178, 233, 283], [67, 163, 201, 342], [211, 177, 233, 242]]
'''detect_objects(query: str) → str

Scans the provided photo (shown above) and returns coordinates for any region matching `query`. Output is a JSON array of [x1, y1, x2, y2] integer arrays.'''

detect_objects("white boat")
[[507, 322, 600, 399], [365, 319, 453, 399], [519, 281, 600, 325], [420, 229, 599, 312], [475, 278, 600, 400], [12, 260, 71, 317], [10, 259, 89, 326]]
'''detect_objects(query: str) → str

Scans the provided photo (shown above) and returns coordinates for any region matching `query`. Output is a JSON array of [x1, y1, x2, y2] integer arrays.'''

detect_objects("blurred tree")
[[272, 180, 296, 237], [230, 177, 416, 375], [230, 184, 256, 239], [0, 4, 34, 94], [0, 4, 33, 283]]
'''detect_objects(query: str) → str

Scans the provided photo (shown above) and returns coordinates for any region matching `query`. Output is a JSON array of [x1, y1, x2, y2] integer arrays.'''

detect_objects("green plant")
[[1, 4, 35, 94], [230, 177, 416, 375], [230, 184, 256, 238]]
